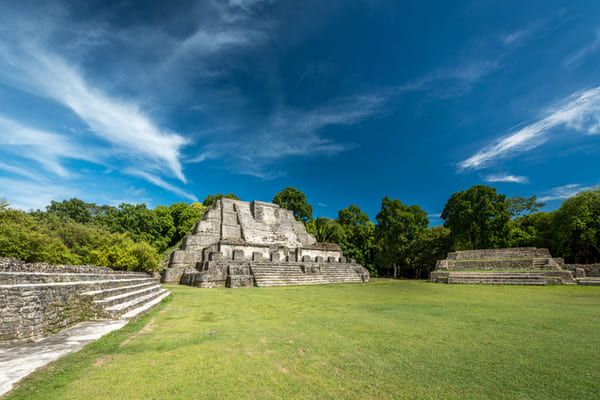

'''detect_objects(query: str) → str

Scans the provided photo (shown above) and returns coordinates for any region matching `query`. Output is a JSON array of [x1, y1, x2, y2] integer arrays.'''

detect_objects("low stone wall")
[[446, 248, 551, 260], [0, 257, 115, 274], [564, 264, 600, 277], [0, 283, 95, 343], [449, 259, 535, 270], [0, 259, 157, 343]]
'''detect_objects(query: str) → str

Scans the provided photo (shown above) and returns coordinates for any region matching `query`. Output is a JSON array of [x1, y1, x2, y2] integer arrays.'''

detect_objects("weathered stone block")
[[252, 252, 263, 261], [232, 250, 245, 261], [302, 255, 312, 262]]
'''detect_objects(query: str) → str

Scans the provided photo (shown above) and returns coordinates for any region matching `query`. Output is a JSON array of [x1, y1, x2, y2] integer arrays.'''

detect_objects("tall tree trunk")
[[393, 262, 398, 279]]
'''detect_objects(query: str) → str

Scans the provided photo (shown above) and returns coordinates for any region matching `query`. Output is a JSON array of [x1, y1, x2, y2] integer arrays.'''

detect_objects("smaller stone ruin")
[[0, 257, 169, 343], [161, 198, 370, 288], [430, 247, 575, 285]]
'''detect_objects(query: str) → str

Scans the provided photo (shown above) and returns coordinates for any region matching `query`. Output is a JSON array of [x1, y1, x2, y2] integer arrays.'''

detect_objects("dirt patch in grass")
[[275, 364, 289, 373], [119, 318, 156, 347], [92, 355, 113, 368]]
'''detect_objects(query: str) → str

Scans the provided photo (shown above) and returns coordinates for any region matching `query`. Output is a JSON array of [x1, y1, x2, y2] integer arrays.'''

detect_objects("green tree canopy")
[[552, 189, 600, 263], [306, 217, 344, 243], [337, 205, 376, 273], [202, 193, 240, 208], [272, 187, 313, 223], [375, 196, 428, 278], [45, 198, 95, 224], [507, 194, 545, 218], [441, 185, 510, 250]]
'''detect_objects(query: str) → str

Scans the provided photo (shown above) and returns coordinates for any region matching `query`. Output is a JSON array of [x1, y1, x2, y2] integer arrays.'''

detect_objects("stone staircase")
[[576, 277, 600, 286], [446, 271, 548, 285], [0, 258, 170, 343], [250, 263, 365, 287]]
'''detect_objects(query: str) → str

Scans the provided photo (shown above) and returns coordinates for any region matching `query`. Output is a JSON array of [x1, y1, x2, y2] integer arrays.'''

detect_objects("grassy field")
[[5, 280, 600, 399]]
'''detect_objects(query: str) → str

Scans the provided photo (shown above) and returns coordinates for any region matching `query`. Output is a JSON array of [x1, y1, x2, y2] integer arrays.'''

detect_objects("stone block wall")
[[446, 248, 551, 260], [564, 264, 600, 277], [0, 284, 95, 343], [1, 257, 166, 343]]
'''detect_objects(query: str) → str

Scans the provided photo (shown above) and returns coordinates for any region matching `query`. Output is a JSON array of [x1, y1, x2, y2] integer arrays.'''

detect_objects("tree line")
[[1, 185, 598, 276], [271, 185, 600, 278]]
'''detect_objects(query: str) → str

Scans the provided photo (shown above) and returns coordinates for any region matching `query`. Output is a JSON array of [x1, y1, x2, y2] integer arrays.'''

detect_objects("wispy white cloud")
[[501, 30, 525, 46], [459, 86, 600, 171], [126, 169, 198, 202], [538, 183, 593, 202], [188, 94, 387, 178], [0, 116, 97, 178], [0, 161, 41, 181], [563, 29, 600, 67], [400, 59, 501, 98], [483, 173, 529, 184], [2, 47, 189, 182], [0, 177, 82, 211]]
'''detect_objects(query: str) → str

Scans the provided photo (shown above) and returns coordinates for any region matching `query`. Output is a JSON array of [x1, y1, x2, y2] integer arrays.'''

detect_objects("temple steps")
[[576, 278, 600, 286], [1, 260, 171, 343], [0, 271, 151, 284], [103, 288, 170, 319], [250, 264, 364, 287], [447, 272, 547, 285]]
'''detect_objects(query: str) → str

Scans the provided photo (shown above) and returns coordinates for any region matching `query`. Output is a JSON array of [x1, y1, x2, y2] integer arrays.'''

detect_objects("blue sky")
[[1, 1, 599, 224]]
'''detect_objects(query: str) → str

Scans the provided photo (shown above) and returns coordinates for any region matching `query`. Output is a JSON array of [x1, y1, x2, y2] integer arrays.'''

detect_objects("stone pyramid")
[[162, 198, 370, 288]]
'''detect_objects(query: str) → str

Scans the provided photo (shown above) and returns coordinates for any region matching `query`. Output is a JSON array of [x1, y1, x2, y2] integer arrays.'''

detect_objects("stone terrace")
[[0, 258, 170, 343], [430, 248, 575, 285]]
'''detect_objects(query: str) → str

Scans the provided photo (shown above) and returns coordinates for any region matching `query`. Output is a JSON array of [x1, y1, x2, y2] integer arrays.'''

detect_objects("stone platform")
[[0, 258, 170, 344], [161, 199, 370, 288], [430, 247, 575, 285]]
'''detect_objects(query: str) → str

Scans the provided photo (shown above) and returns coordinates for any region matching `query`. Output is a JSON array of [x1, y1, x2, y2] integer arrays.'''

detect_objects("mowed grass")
[[6, 280, 600, 399]]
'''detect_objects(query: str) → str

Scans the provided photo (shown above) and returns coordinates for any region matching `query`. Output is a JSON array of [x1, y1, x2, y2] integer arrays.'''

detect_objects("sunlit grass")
[[6, 280, 600, 399]]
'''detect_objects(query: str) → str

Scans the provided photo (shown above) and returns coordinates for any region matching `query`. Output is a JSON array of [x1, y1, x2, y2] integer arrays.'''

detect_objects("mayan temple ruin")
[[161, 198, 370, 288], [429, 247, 575, 285]]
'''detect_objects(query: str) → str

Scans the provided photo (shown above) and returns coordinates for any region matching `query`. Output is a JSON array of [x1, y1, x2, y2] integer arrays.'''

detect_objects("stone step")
[[254, 277, 363, 285], [0, 278, 159, 291], [120, 290, 171, 320], [576, 278, 600, 286], [447, 271, 547, 285], [449, 281, 547, 285], [81, 281, 158, 299], [104, 288, 170, 318], [92, 284, 165, 308], [0, 271, 151, 284]]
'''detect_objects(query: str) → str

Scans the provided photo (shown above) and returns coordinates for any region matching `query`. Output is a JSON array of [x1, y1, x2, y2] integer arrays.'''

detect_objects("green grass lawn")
[[6, 280, 600, 399]]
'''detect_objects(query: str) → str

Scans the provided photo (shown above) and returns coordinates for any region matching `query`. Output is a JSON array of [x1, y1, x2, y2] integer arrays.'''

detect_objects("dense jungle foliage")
[[1, 186, 599, 276]]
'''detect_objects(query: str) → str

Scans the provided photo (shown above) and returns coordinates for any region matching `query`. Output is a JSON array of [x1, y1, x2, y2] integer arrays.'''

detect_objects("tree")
[[306, 217, 344, 243], [408, 226, 452, 279], [202, 193, 240, 208], [272, 187, 313, 223], [45, 198, 95, 224], [552, 189, 600, 263], [507, 194, 545, 218], [441, 185, 510, 250], [375, 196, 428, 278], [0, 198, 9, 211], [0, 209, 74, 264], [336, 205, 376, 273], [168, 202, 206, 245]]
